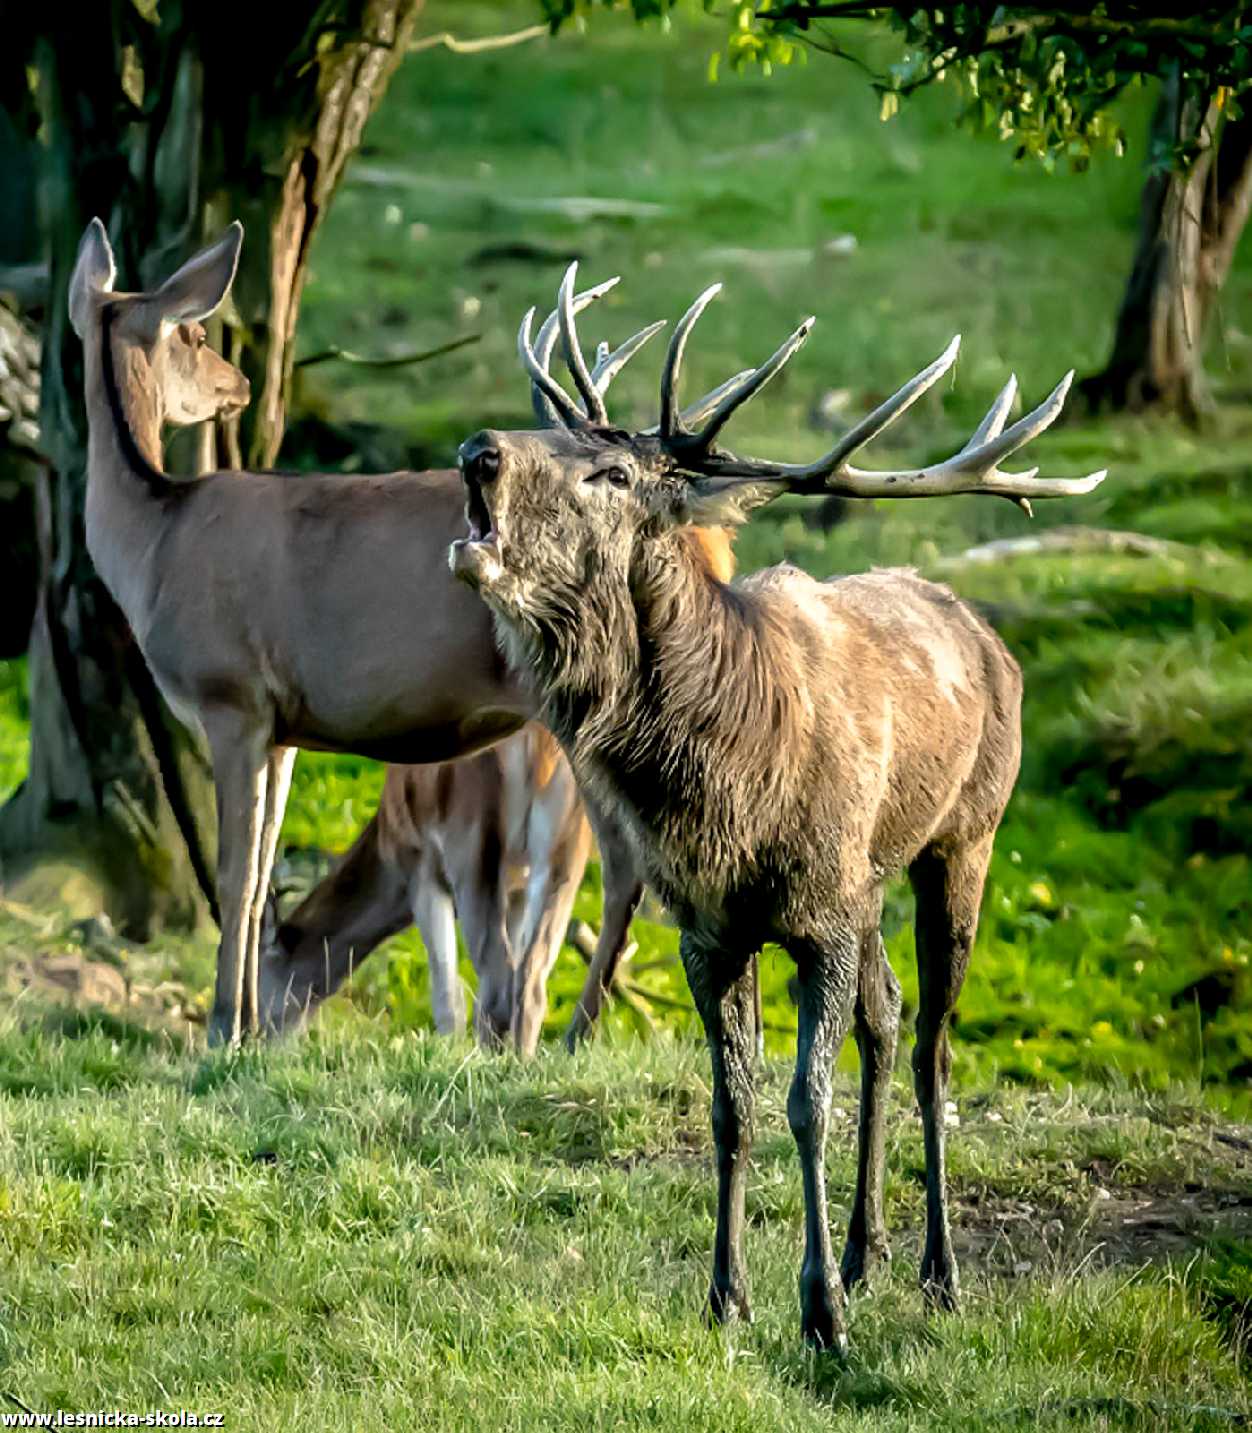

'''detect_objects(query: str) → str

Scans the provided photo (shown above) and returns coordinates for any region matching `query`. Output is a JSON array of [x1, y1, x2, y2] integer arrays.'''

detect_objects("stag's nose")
[[459, 431, 501, 484]]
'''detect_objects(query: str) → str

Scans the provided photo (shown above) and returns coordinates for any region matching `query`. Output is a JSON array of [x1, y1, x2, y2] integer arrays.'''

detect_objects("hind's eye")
[[593, 465, 629, 489]]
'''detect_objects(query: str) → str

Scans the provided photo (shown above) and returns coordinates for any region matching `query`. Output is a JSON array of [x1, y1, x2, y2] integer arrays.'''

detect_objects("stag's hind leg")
[[909, 832, 994, 1310], [842, 915, 901, 1292], [788, 929, 858, 1352]]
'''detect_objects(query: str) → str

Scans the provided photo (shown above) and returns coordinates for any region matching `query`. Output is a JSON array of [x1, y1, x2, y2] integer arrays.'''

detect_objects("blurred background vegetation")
[[1, 0, 1249, 1105]]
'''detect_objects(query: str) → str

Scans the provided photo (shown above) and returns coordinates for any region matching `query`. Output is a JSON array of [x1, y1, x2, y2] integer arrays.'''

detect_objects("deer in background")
[[71, 218, 709, 1047], [267, 530, 740, 1051], [450, 265, 1105, 1350], [265, 723, 588, 1052]]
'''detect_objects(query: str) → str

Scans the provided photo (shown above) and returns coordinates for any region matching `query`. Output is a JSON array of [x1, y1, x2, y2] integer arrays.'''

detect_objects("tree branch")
[[410, 24, 549, 55]]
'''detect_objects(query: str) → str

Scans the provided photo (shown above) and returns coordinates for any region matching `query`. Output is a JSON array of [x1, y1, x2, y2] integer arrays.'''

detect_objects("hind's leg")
[[909, 832, 995, 1310], [841, 912, 901, 1291]]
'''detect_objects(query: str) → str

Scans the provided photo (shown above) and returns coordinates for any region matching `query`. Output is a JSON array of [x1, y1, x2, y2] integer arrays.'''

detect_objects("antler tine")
[[639, 369, 755, 435], [531, 277, 620, 425], [558, 262, 608, 424], [793, 336, 962, 480], [688, 316, 815, 451], [519, 307, 585, 429], [590, 321, 667, 396], [672, 354, 1104, 506], [660, 283, 722, 439], [959, 373, 1017, 452]]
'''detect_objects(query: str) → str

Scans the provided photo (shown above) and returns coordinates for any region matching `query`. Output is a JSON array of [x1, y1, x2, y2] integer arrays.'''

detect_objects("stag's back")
[[592, 559, 1020, 936]]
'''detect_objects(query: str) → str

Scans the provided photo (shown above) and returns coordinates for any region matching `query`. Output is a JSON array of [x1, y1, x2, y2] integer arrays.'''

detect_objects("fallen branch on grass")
[[935, 526, 1233, 569]]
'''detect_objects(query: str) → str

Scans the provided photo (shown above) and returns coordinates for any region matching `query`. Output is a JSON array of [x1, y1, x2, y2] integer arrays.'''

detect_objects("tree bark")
[[0, 298, 41, 659], [0, 0, 424, 935], [1081, 78, 1252, 422]]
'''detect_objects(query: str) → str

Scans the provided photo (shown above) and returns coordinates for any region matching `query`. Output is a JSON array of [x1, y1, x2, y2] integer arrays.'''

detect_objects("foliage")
[[537, 2, 1252, 168]]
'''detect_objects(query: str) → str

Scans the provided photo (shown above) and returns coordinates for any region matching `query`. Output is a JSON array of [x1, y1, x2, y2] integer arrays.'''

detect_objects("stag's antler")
[[522, 267, 668, 427], [655, 287, 1105, 513], [522, 264, 759, 434]]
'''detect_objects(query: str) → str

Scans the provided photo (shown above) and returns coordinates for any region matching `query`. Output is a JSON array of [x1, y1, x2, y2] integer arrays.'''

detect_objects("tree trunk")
[[0, 12, 218, 934], [1081, 78, 1252, 422], [0, 297, 41, 659], [0, 0, 424, 936]]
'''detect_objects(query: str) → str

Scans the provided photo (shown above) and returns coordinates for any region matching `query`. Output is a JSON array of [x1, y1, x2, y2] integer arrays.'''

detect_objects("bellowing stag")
[[449, 266, 1105, 1350]]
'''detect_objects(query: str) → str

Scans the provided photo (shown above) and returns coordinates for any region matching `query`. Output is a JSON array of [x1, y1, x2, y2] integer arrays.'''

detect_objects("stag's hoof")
[[206, 1008, 242, 1050], [920, 1255, 961, 1313], [800, 1269, 849, 1354], [706, 1280, 753, 1328], [841, 1236, 891, 1292]]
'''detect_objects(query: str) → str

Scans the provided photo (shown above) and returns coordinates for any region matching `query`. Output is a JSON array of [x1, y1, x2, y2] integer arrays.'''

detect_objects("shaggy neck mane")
[[522, 524, 811, 884]]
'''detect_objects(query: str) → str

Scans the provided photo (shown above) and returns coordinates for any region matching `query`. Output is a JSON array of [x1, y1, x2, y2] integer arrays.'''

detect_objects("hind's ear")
[[68, 219, 116, 339], [145, 222, 243, 329]]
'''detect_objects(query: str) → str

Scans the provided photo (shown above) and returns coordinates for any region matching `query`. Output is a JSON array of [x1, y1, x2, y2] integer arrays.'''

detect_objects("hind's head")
[[69, 218, 250, 427]]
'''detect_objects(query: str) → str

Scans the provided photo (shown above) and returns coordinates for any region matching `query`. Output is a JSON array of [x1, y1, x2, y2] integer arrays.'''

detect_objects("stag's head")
[[69, 218, 251, 425], [451, 266, 1105, 627]]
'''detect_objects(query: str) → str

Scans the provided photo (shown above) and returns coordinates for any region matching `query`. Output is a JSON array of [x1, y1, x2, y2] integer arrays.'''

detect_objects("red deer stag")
[[449, 266, 1106, 1350], [69, 219, 699, 1047]]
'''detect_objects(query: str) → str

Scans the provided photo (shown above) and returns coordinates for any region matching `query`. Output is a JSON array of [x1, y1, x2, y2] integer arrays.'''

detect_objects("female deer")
[[449, 266, 1105, 1349], [67, 220, 664, 1048]]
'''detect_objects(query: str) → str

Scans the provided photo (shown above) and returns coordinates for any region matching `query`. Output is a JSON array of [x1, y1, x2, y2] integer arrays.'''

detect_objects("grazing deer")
[[69, 218, 687, 1048], [449, 266, 1105, 1349], [265, 723, 592, 1052]]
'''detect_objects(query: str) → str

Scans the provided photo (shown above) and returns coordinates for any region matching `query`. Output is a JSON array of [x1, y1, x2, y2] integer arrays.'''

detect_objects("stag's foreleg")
[[204, 712, 271, 1048], [682, 932, 757, 1328], [842, 915, 901, 1292], [565, 797, 643, 1050], [909, 834, 992, 1311], [788, 929, 858, 1352]]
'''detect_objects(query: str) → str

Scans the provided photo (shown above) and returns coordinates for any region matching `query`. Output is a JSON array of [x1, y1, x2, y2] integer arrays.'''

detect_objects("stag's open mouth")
[[463, 473, 496, 548], [450, 474, 504, 587]]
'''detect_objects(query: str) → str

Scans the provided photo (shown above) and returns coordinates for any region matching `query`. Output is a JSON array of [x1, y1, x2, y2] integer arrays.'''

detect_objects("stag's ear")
[[148, 222, 243, 327], [676, 476, 788, 528], [68, 219, 116, 339]]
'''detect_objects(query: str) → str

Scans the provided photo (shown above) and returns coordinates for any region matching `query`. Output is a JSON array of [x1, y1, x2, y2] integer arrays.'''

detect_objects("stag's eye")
[[588, 465, 630, 489]]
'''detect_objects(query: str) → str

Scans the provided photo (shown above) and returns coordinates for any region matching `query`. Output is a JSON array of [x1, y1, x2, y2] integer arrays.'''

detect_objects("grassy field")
[[0, 973, 1249, 1429], [2, 0, 1251, 1093], [1, 2, 1251, 1421]]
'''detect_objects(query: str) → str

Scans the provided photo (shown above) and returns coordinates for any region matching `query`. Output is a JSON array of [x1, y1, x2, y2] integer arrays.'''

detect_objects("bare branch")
[[409, 24, 548, 56]]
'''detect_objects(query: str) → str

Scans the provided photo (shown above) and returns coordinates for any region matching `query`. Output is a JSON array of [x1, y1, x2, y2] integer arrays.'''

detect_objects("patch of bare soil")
[[951, 1159, 1252, 1279], [0, 900, 200, 1034]]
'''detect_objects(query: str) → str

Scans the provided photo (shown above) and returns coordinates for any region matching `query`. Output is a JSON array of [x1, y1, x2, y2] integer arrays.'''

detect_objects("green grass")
[[4, 0, 1252, 1097], [0, 994, 1249, 1428], [4, 4, 1252, 1421]]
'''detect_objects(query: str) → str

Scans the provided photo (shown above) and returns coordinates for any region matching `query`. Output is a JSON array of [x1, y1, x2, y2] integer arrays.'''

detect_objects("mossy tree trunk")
[[0, 0, 424, 936], [1081, 77, 1252, 423]]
